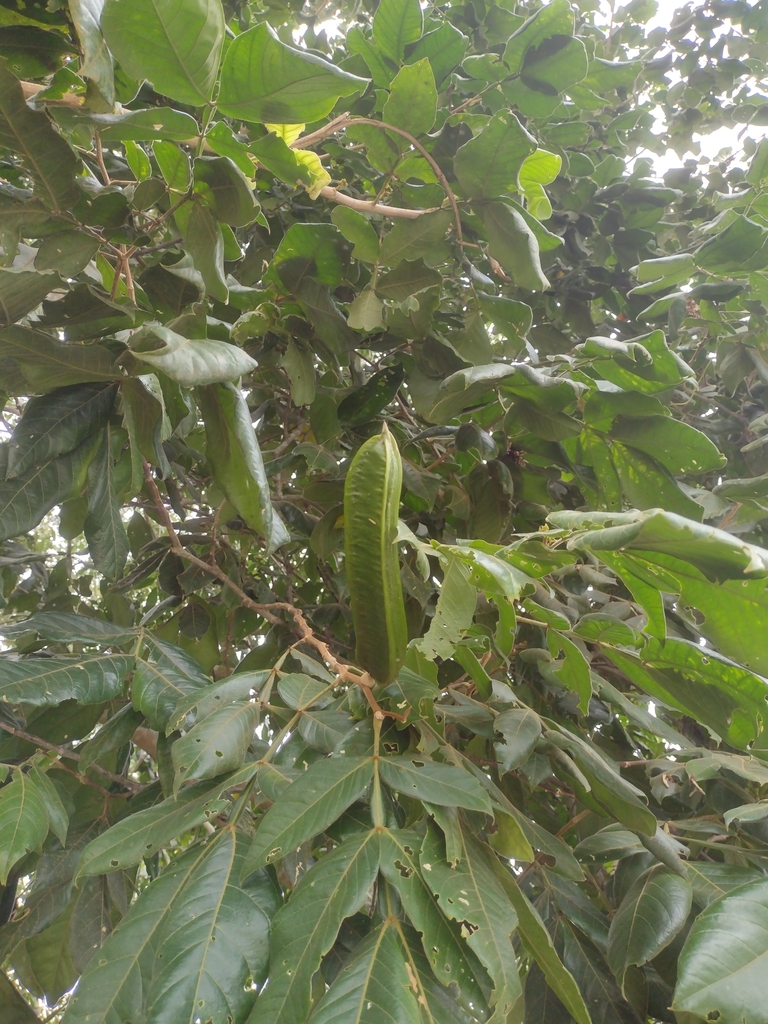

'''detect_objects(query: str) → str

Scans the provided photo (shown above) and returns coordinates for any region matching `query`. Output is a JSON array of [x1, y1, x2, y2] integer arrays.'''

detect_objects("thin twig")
[[94, 133, 111, 186], [293, 116, 463, 245], [0, 721, 142, 792], [319, 185, 434, 219]]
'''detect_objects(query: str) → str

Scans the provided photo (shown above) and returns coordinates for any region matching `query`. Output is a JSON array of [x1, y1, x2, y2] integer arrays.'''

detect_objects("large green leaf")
[[197, 381, 289, 552], [0, 611, 137, 644], [604, 638, 768, 750], [421, 824, 520, 1023], [0, 268, 63, 326], [83, 426, 130, 582], [6, 382, 115, 479], [248, 830, 381, 1024], [0, 971, 40, 1024], [130, 325, 258, 386], [373, 0, 423, 62], [381, 58, 437, 136], [481, 202, 549, 291], [673, 878, 768, 1024], [241, 755, 374, 875], [144, 831, 278, 1023], [308, 921, 421, 1024], [0, 57, 79, 210], [609, 415, 725, 476], [172, 699, 259, 792], [492, 860, 591, 1024], [100, 0, 224, 106], [607, 865, 691, 991], [454, 111, 537, 200], [218, 22, 368, 124], [75, 770, 255, 878], [379, 756, 492, 812], [0, 769, 49, 884], [132, 638, 210, 731], [0, 654, 132, 705], [0, 326, 120, 390], [193, 155, 259, 227], [183, 203, 228, 302], [378, 829, 490, 1015], [64, 830, 277, 1024], [380, 211, 452, 268], [550, 507, 768, 579]]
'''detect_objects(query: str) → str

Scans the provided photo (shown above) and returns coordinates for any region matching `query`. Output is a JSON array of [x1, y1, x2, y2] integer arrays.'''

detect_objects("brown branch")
[[319, 185, 433, 219], [0, 721, 142, 792], [293, 116, 463, 246]]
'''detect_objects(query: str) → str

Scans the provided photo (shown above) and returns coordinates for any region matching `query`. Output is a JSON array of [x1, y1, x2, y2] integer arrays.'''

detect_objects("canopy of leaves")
[[1, 0, 768, 1022]]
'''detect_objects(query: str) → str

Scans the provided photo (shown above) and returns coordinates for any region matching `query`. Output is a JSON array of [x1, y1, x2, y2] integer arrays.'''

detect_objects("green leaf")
[[83, 426, 129, 582], [0, 268, 62, 326], [6, 382, 115, 479], [0, 57, 79, 210], [249, 830, 381, 1024], [197, 381, 288, 552], [0, 769, 48, 884], [382, 59, 437, 136], [282, 339, 316, 405], [218, 22, 368, 124], [193, 155, 258, 226], [379, 756, 492, 812], [0, 610, 137, 644], [491, 860, 591, 1024], [694, 213, 768, 273], [347, 289, 385, 332], [241, 756, 374, 875], [481, 202, 549, 291], [0, 653, 132, 705], [28, 762, 68, 845], [331, 207, 380, 263], [66, 830, 277, 1024], [75, 772, 252, 878], [0, 971, 40, 1024], [546, 729, 657, 835], [421, 825, 520, 1023], [373, 0, 423, 63], [309, 920, 421, 1024], [148, 831, 278, 1022], [414, 556, 476, 660], [609, 442, 703, 520], [168, 670, 269, 731], [607, 865, 691, 992], [405, 22, 467, 87], [0, 441, 92, 541], [184, 203, 228, 301], [172, 699, 259, 793], [547, 632, 591, 715], [100, 0, 224, 106], [132, 638, 210, 731], [494, 707, 542, 772], [130, 325, 257, 386], [454, 111, 537, 200], [0, 326, 120, 389], [685, 862, 763, 908], [578, 330, 693, 394], [604, 638, 768, 751], [91, 107, 200, 142], [609, 415, 725, 475], [277, 673, 333, 710], [378, 829, 490, 1015], [380, 211, 452, 267], [672, 878, 768, 1023], [35, 230, 100, 277]]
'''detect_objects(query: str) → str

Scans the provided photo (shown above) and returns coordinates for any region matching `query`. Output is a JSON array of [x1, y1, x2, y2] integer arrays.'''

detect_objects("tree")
[[1, 0, 768, 1019]]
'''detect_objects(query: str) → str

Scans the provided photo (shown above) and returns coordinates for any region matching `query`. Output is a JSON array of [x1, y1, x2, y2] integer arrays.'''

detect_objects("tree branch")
[[0, 721, 143, 792]]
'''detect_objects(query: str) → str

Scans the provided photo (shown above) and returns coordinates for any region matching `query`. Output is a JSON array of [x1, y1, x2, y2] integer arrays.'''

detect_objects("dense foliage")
[[2, 0, 768, 1020]]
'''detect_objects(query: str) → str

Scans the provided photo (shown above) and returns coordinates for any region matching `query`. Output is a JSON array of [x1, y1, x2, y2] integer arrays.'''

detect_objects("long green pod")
[[343, 423, 407, 684]]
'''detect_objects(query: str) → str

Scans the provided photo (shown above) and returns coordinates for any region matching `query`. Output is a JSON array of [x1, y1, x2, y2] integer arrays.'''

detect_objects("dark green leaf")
[[35, 231, 100, 277], [171, 700, 259, 792], [373, 0, 423, 63], [454, 112, 536, 200], [382, 59, 437, 136], [241, 756, 374, 875], [0, 770, 48, 883], [0, 57, 79, 210], [0, 654, 132, 705], [379, 756, 492, 812], [83, 426, 129, 582], [481, 202, 549, 291]]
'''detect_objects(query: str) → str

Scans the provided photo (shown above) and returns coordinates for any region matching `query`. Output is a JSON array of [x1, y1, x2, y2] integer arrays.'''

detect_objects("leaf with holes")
[[171, 699, 259, 793]]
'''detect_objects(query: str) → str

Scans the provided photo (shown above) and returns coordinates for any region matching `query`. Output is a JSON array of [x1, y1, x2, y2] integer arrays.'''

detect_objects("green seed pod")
[[343, 423, 407, 684]]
